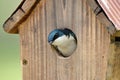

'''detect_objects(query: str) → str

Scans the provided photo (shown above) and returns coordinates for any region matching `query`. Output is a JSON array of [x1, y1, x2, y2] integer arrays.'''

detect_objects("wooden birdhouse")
[[3, 0, 120, 80]]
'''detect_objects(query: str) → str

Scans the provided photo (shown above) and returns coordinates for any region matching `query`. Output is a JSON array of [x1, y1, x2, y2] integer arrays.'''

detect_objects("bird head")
[[48, 29, 64, 44]]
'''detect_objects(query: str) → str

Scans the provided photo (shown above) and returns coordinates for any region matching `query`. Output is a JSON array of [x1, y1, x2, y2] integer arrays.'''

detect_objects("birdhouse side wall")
[[19, 0, 110, 80]]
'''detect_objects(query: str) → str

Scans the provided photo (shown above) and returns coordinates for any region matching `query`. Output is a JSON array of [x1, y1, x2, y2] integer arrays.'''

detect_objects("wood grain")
[[86, 0, 116, 34], [107, 32, 120, 80], [19, 0, 110, 80], [3, 0, 41, 33], [3, 0, 116, 34]]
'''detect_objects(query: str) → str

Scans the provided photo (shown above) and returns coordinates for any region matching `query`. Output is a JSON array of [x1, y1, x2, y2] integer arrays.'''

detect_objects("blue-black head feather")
[[62, 28, 77, 43], [48, 28, 77, 43], [48, 29, 64, 43]]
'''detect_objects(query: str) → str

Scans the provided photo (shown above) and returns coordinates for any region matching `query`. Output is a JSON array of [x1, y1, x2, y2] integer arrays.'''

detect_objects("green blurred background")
[[0, 0, 21, 80]]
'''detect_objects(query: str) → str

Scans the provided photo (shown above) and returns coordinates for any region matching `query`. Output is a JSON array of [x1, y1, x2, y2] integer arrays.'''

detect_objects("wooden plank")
[[86, 0, 103, 15], [107, 31, 120, 80], [86, 0, 116, 34], [3, 0, 41, 33], [19, 0, 111, 80], [97, 12, 116, 34], [86, 0, 98, 11], [114, 31, 120, 37], [107, 42, 120, 80]]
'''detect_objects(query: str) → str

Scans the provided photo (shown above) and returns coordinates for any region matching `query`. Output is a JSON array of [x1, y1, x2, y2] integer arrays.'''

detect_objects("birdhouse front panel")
[[17, 0, 111, 80], [4, 0, 111, 80]]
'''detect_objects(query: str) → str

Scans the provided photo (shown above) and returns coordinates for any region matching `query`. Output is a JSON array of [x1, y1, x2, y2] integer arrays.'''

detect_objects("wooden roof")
[[98, 0, 120, 30], [3, 0, 116, 34], [3, 0, 41, 33], [87, 0, 116, 34]]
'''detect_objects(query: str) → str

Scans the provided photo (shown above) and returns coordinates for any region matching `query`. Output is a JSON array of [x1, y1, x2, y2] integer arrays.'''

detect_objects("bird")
[[48, 28, 77, 57]]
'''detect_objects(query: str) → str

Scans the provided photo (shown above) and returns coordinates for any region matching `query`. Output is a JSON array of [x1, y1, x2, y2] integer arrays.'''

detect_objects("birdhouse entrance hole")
[[48, 28, 77, 58]]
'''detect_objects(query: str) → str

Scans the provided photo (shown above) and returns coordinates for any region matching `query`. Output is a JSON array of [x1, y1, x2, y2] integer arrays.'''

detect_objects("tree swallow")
[[48, 28, 77, 57]]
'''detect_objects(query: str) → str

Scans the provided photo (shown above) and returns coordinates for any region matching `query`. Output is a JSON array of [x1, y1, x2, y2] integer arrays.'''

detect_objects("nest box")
[[3, 0, 120, 80]]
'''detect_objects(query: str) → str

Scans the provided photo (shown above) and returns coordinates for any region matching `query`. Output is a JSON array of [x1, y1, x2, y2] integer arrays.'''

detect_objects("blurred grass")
[[0, 0, 21, 80]]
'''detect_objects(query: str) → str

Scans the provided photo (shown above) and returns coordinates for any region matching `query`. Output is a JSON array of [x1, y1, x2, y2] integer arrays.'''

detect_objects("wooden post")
[[107, 31, 120, 80], [3, 0, 116, 80]]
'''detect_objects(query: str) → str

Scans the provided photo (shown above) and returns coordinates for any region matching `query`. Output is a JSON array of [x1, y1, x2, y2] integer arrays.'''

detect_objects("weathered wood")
[[107, 31, 120, 80], [86, 0, 98, 11], [114, 31, 120, 37], [107, 42, 120, 80], [96, 12, 116, 34], [18, 0, 110, 80], [3, 0, 41, 33], [86, 0, 116, 34], [3, 0, 116, 34]]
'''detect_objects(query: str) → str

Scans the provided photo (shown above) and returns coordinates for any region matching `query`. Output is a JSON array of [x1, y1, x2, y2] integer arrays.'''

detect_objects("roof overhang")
[[3, 0, 117, 34], [3, 0, 41, 34], [98, 0, 120, 30], [87, 0, 116, 34]]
